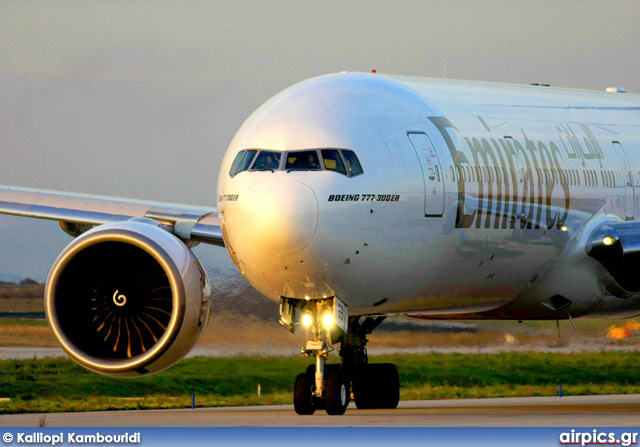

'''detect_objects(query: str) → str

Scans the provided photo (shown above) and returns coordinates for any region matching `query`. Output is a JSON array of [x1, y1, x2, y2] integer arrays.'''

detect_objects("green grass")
[[2, 352, 640, 414], [0, 318, 48, 327]]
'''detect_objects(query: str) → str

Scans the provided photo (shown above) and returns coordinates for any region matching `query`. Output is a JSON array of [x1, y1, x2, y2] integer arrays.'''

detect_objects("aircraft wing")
[[0, 185, 224, 246]]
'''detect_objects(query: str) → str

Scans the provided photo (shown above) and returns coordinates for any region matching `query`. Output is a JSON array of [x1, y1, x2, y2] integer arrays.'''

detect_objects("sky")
[[1, 0, 639, 281]]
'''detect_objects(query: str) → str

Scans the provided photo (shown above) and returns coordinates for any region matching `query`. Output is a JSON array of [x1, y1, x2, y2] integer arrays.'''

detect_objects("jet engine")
[[587, 220, 640, 294], [45, 220, 211, 377]]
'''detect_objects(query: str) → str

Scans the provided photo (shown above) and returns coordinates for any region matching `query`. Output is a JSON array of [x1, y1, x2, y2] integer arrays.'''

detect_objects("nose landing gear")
[[281, 297, 399, 416], [293, 301, 350, 415]]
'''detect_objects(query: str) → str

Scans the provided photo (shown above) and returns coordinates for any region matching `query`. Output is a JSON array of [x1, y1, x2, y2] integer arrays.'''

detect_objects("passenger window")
[[251, 151, 281, 171], [341, 150, 363, 176], [286, 150, 321, 170], [229, 151, 245, 177], [321, 150, 347, 175], [235, 150, 257, 175]]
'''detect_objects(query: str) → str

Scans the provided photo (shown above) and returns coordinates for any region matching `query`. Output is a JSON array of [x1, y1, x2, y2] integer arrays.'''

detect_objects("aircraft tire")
[[353, 363, 399, 409], [353, 366, 375, 409], [294, 372, 315, 415], [377, 363, 400, 409], [324, 370, 349, 415]]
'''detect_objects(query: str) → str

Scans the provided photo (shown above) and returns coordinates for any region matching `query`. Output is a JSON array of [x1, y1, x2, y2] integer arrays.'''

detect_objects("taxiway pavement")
[[2, 395, 639, 427]]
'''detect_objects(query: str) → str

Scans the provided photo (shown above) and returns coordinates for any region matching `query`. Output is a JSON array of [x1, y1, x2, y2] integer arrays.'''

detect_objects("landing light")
[[302, 313, 313, 327], [603, 236, 615, 246], [560, 226, 568, 232], [322, 313, 334, 329]]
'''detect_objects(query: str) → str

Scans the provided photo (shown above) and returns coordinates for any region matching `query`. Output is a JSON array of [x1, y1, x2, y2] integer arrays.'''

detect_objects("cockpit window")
[[231, 150, 257, 176], [230, 148, 363, 178], [285, 150, 321, 170], [341, 150, 363, 176], [321, 150, 347, 175], [229, 151, 245, 177], [251, 151, 281, 171]]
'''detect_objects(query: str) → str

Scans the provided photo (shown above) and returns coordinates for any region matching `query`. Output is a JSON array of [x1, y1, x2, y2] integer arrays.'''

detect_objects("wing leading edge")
[[0, 185, 224, 246]]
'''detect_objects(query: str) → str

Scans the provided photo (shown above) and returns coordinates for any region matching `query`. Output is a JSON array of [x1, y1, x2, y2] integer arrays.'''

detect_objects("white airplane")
[[1, 72, 639, 415]]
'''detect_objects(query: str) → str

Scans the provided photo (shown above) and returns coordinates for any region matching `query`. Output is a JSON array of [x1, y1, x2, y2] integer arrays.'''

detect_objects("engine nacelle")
[[45, 220, 211, 377]]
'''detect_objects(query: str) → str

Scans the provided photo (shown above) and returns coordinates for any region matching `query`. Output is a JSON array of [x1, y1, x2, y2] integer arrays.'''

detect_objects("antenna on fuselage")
[[443, 64, 447, 80]]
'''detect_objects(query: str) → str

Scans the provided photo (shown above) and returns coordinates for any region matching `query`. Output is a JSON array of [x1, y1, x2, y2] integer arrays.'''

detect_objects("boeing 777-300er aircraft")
[[1, 72, 639, 415]]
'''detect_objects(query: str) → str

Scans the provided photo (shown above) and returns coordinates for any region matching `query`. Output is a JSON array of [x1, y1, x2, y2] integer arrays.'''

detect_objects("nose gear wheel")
[[293, 372, 316, 415], [324, 370, 349, 415]]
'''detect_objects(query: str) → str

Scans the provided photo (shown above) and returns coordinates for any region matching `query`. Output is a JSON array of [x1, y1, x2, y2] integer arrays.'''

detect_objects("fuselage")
[[217, 72, 640, 320]]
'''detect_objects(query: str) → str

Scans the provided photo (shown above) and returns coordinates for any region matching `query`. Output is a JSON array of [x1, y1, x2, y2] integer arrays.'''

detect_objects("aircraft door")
[[613, 141, 634, 220], [408, 132, 445, 217]]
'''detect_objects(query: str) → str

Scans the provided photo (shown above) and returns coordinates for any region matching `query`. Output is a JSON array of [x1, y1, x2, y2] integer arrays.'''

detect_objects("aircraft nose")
[[241, 176, 318, 256]]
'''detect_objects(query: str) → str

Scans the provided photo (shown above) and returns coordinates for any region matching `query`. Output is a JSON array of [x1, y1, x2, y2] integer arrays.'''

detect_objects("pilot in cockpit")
[[305, 153, 320, 169], [254, 152, 280, 170], [262, 154, 279, 170]]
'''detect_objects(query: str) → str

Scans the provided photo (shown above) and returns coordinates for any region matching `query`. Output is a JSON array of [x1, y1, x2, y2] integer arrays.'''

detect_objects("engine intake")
[[587, 220, 640, 293], [46, 221, 211, 377]]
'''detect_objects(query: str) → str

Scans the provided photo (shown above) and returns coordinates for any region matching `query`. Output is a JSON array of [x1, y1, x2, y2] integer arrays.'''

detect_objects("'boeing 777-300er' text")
[[1, 72, 639, 415]]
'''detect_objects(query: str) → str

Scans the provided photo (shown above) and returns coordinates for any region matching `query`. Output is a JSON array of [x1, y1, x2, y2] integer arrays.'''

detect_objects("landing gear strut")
[[281, 297, 399, 415]]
